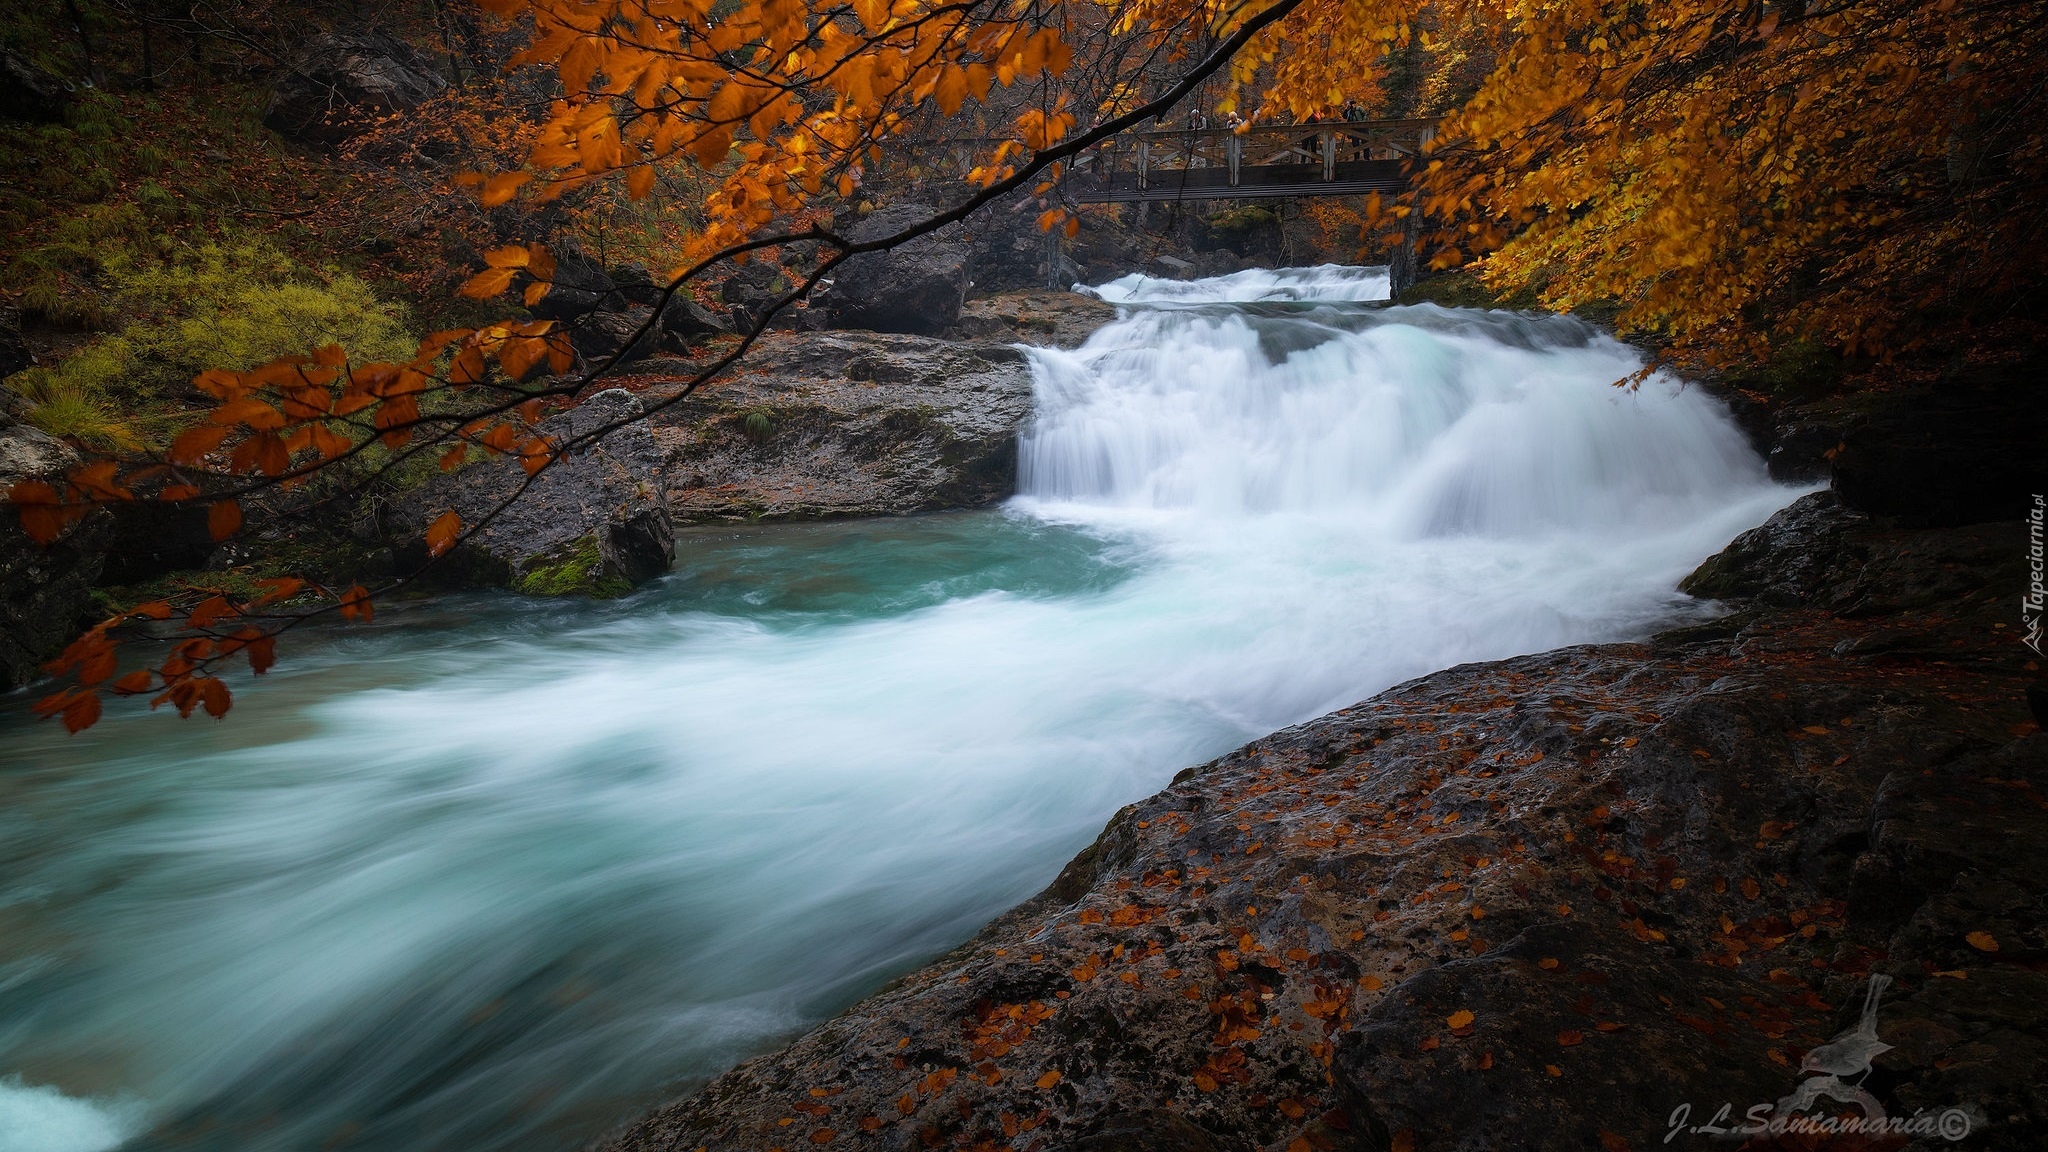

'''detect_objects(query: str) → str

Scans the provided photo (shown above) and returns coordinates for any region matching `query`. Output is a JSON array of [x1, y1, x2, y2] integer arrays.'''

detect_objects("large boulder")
[[526, 247, 729, 356], [649, 329, 1035, 522], [818, 203, 970, 334], [0, 51, 67, 123], [658, 294, 733, 346], [402, 389, 673, 596], [525, 244, 624, 322], [0, 415, 109, 689], [565, 306, 663, 367], [264, 33, 447, 144]]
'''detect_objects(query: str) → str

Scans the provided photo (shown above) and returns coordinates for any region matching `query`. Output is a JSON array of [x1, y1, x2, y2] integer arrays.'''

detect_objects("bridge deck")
[[1068, 159, 1409, 203]]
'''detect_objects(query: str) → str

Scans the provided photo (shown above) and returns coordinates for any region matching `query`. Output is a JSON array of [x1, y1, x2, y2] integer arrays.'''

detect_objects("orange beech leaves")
[[11, 0, 2040, 731], [5, 325, 572, 730]]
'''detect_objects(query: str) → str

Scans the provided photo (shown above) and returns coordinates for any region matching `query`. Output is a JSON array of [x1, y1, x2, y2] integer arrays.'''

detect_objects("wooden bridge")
[[888, 118, 1438, 203], [1064, 118, 1437, 203]]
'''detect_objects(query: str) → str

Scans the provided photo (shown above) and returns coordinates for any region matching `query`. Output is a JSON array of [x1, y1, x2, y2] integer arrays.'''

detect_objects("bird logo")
[[1773, 974, 1893, 1122]]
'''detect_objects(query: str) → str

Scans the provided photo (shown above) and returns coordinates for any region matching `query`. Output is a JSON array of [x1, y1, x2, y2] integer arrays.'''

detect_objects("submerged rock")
[[401, 388, 672, 597]]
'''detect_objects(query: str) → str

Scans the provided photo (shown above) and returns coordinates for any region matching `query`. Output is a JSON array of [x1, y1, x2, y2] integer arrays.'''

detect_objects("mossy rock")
[[1205, 205, 1280, 233], [512, 534, 634, 599], [1396, 269, 1540, 311]]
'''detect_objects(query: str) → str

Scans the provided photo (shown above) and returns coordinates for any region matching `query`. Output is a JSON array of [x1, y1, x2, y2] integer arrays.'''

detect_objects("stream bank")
[[598, 381, 2045, 1151]]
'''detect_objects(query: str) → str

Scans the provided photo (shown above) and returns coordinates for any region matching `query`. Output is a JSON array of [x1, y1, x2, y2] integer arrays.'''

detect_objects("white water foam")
[[1081, 263, 1390, 304], [0, 1078, 142, 1152]]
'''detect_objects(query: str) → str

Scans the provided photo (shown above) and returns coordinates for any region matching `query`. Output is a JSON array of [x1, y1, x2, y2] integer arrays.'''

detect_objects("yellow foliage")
[[457, 0, 2039, 355]]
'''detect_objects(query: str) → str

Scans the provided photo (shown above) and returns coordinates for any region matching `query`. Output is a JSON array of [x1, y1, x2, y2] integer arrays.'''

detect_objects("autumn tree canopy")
[[10, 0, 2043, 730]]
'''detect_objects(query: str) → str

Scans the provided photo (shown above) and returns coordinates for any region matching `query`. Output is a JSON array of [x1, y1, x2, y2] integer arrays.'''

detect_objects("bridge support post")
[[1388, 201, 1423, 298], [1322, 131, 1336, 181], [1138, 141, 1149, 192], [1227, 134, 1241, 187]]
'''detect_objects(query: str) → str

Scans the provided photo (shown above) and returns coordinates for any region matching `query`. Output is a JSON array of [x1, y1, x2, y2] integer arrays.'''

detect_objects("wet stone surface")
[[596, 491, 2043, 1152], [628, 331, 1046, 524]]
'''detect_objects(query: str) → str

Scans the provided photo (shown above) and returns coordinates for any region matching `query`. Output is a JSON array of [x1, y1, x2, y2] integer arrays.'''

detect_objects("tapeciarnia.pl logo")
[[2025, 493, 2044, 656]]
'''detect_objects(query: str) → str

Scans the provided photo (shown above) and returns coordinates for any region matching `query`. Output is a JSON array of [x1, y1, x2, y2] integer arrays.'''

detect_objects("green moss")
[[92, 534, 378, 618], [1397, 269, 1541, 311], [513, 535, 632, 599], [1206, 205, 1280, 233]]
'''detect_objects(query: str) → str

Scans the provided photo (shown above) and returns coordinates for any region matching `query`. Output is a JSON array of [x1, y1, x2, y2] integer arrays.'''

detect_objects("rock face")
[[403, 389, 673, 597], [0, 416, 108, 689], [597, 477, 2042, 1149], [1826, 374, 2045, 527], [264, 33, 447, 144], [0, 51, 67, 123], [569, 306, 664, 367], [820, 204, 971, 335], [1, 305, 33, 377], [643, 330, 1042, 522], [530, 245, 732, 363], [949, 291, 1118, 348]]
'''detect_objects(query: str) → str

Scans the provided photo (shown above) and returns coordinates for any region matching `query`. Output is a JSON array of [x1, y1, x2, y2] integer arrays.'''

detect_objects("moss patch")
[[512, 534, 632, 599], [1397, 269, 1540, 311]]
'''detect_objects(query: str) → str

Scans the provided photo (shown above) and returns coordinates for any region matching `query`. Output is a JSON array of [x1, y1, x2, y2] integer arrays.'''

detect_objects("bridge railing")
[[1081, 119, 1438, 190], [868, 117, 1438, 195]]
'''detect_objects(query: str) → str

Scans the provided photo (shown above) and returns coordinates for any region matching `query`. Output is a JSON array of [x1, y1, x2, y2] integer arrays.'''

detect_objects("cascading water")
[[0, 267, 1801, 1152]]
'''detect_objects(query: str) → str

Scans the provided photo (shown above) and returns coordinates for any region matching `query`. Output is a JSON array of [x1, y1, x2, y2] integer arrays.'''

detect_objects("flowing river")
[[0, 267, 1799, 1152]]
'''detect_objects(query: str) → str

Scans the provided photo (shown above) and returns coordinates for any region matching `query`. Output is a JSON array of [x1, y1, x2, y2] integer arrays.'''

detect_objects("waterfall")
[[1028, 265, 1763, 531]]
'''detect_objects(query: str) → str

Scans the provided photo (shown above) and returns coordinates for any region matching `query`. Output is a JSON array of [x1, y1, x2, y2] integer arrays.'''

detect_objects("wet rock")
[[642, 330, 1035, 522], [720, 264, 787, 330], [1337, 922, 1790, 1152], [528, 244, 630, 322], [597, 467, 2043, 1151], [1765, 419, 1843, 483], [819, 203, 970, 335], [263, 33, 447, 145], [1679, 489, 2025, 623], [0, 416, 108, 689], [400, 389, 672, 597], [94, 503, 218, 586], [949, 290, 1118, 348], [1678, 492, 1867, 607], [525, 248, 729, 355]]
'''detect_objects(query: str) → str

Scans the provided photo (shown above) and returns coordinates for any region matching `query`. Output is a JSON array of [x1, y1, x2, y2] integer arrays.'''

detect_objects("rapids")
[[0, 267, 1800, 1152]]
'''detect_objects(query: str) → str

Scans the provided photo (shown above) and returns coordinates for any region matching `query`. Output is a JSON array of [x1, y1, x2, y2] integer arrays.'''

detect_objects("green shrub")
[[8, 236, 416, 448], [7, 372, 139, 452]]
